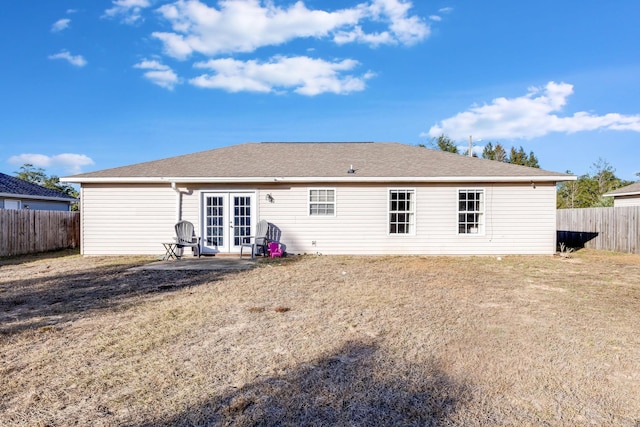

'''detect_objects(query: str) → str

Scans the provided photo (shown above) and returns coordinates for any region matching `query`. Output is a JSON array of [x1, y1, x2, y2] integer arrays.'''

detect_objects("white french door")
[[202, 192, 255, 254]]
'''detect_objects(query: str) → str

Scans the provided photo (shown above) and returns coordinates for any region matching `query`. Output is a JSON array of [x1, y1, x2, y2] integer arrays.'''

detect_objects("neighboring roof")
[[62, 142, 575, 184], [0, 172, 77, 202], [603, 181, 640, 198]]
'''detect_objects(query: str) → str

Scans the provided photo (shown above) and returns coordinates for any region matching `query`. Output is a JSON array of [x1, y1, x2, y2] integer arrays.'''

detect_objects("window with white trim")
[[458, 189, 484, 234], [389, 189, 415, 234], [309, 189, 335, 216], [4, 199, 21, 210]]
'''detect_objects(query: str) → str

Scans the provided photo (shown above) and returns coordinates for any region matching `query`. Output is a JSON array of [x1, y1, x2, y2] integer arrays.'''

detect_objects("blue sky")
[[1, 0, 639, 180]]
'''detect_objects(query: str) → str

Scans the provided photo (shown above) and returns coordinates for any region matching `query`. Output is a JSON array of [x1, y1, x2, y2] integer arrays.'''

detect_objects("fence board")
[[0, 210, 80, 257], [557, 206, 640, 254]]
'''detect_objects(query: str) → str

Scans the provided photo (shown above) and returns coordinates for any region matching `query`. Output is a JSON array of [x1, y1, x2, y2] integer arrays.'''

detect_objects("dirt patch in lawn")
[[1, 250, 639, 426]]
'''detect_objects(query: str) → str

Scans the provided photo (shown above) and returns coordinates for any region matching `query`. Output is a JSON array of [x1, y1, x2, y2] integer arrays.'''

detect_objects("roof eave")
[[62, 175, 576, 184], [0, 192, 77, 202], [603, 191, 640, 198]]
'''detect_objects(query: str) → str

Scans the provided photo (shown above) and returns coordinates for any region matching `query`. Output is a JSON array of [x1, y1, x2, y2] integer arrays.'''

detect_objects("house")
[[61, 142, 575, 256], [603, 182, 640, 207], [0, 172, 77, 211]]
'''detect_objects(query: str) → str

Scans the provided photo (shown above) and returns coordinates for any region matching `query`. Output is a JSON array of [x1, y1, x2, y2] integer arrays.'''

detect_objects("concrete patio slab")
[[129, 256, 257, 271]]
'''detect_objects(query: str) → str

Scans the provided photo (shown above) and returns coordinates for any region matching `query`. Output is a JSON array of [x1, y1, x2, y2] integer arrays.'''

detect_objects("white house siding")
[[81, 182, 557, 256], [179, 184, 200, 234], [613, 196, 640, 207], [81, 184, 177, 255], [254, 182, 557, 255]]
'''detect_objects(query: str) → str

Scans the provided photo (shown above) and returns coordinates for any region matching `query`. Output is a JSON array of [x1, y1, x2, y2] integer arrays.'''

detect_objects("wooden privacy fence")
[[0, 210, 80, 257], [557, 207, 640, 254]]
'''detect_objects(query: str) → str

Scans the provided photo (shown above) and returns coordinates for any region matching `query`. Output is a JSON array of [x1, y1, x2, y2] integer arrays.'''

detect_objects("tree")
[[430, 134, 459, 154], [429, 135, 540, 167], [526, 151, 540, 168], [556, 159, 633, 208], [510, 147, 525, 166], [481, 143, 539, 168], [508, 146, 539, 168], [14, 164, 79, 209], [482, 142, 508, 162], [556, 171, 581, 208]]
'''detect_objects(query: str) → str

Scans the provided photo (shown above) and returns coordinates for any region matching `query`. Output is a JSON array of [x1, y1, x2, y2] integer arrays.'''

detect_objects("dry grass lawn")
[[1, 249, 639, 426]]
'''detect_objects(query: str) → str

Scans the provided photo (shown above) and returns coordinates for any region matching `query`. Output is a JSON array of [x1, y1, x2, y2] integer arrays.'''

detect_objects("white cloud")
[[143, 70, 180, 89], [152, 32, 195, 60], [134, 59, 170, 70], [134, 59, 180, 89], [362, 0, 430, 45], [153, 0, 428, 59], [438, 7, 453, 13], [48, 50, 87, 67], [51, 18, 71, 32], [100, 1, 430, 95], [8, 154, 95, 174], [104, 0, 151, 24], [429, 15, 442, 22], [427, 81, 640, 140], [334, 0, 430, 46], [191, 55, 373, 95], [333, 25, 394, 46]]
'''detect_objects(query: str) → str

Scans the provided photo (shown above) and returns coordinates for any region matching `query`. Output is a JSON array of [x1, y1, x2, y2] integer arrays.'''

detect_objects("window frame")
[[388, 188, 416, 236], [4, 199, 21, 210], [308, 188, 337, 217], [457, 188, 485, 236]]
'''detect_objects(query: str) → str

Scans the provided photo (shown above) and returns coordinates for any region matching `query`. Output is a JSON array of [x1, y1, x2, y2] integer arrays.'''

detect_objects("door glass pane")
[[233, 196, 251, 246], [205, 196, 224, 246]]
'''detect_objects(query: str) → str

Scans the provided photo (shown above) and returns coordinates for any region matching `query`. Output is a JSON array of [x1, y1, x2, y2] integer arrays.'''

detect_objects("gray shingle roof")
[[604, 181, 640, 197], [0, 173, 77, 200], [65, 142, 573, 182]]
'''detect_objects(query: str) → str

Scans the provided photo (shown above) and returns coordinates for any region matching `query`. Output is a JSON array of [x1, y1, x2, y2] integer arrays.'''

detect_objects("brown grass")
[[1, 250, 639, 426]]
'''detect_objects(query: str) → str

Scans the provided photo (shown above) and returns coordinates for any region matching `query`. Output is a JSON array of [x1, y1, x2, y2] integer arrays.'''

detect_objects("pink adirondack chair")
[[268, 241, 283, 258]]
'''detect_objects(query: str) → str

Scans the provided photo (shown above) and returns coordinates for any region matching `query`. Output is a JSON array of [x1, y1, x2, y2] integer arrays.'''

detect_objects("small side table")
[[239, 243, 255, 260], [162, 242, 180, 260]]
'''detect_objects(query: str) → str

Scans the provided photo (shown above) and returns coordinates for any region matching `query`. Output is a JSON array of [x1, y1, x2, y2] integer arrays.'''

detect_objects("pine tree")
[[431, 134, 459, 154]]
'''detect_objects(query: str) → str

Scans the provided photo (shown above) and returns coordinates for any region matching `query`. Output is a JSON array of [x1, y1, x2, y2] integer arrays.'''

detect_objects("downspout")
[[171, 182, 181, 222]]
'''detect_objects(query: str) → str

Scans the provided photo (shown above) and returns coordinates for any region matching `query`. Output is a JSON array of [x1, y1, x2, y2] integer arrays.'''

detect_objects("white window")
[[389, 189, 415, 234], [309, 189, 335, 216], [4, 199, 21, 210], [458, 189, 484, 234]]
